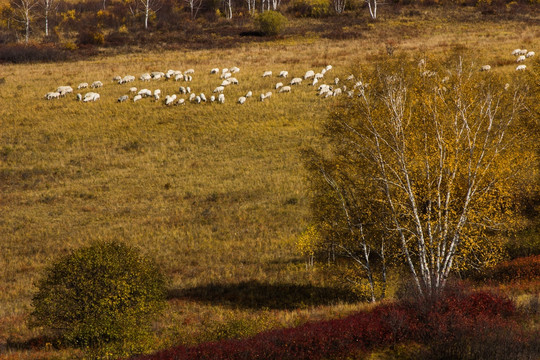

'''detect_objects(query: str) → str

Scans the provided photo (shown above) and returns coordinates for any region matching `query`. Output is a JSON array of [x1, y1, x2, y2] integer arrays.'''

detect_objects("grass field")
[[1, 6, 539, 359]]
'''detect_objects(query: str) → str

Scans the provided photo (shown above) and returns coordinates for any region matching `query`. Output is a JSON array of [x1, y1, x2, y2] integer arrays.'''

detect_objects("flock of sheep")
[[44, 48, 535, 105], [42, 64, 371, 106]]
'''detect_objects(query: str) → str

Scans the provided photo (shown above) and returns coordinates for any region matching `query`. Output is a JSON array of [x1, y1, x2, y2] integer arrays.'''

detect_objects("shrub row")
[[135, 290, 537, 360], [488, 255, 540, 282], [0, 43, 68, 63]]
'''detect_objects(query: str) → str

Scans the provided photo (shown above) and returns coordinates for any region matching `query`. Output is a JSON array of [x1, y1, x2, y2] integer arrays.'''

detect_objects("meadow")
[[1, 6, 539, 359]]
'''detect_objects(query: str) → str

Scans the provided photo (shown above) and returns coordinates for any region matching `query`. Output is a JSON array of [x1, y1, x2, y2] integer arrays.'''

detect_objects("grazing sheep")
[[517, 55, 526, 63], [334, 77, 339, 85], [304, 70, 315, 79], [211, 68, 219, 74], [138, 89, 152, 97], [179, 86, 187, 94], [200, 93, 207, 102], [118, 95, 129, 103], [325, 65, 332, 71], [275, 82, 283, 89], [83, 92, 99, 102], [279, 70, 288, 78], [290, 78, 302, 85], [260, 93, 266, 101], [210, 95, 215, 102], [346, 74, 355, 81], [129, 87, 137, 93], [218, 94, 225, 104], [229, 77, 239, 85], [184, 75, 193, 82], [519, 49, 528, 56], [262, 71, 272, 77], [265, 91, 272, 99], [140, 73, 151, 81], [279, 86, 291, 93], [221, 68, 229, 75], [311, 78, 318, 86], [151, 71, 164, 79], [133, 94, 142, 102], [186, 87, 191, 94], [165, 94, 177, 105], [321, 68, 327, 75], [113, 76, 122, 82], [512, 49, 521, 56], [189, 93, 196, 102], [222, 72, 232, 79], [347, 90, 354, 98], [194, 96, 201, 104], [230, 66, 240, 73], [154, 89, 161, 98], [120, 75, 135, 84], [213, 86, 225, 93], [77, 82, 88, 89], [480, 65, 491, 71], [57, 86, 73, 96], [324, 91, 333, 98], [238, 96, 246, 104], [526, 51, 535, 58], [245, 91, 252, 98], [221, 80, 230, 86], [76, 93, 82, 101], [184, 69, 195, 75], [333, 88, 342, 96], [176, 98, 185, 105], [314, 73, 324, 80], [516, 65, 527, 71], [174, 74, 183, 81], [91, 81, 103, 88], [45, 91, 60, 100]]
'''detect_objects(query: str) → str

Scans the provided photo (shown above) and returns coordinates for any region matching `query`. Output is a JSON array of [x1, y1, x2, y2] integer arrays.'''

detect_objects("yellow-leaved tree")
[[304, 54, 538, 300]]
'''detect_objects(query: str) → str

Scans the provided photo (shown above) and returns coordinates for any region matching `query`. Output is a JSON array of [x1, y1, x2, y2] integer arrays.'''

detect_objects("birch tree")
[[185, 0, 203, 19], [365, 0, 378, 19], [333, 0, 346, 14], [41, 0, 57, 37], [307, 55, 535, 300], [10, 0, 39, 43], [139, 0, 160, 29]]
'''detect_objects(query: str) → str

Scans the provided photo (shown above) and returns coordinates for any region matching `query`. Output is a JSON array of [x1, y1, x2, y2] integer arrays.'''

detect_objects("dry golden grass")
[[0, 7, 539, 359]]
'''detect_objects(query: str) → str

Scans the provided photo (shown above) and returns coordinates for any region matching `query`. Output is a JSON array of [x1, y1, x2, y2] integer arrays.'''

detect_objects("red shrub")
[[490, 255, 540, 282]]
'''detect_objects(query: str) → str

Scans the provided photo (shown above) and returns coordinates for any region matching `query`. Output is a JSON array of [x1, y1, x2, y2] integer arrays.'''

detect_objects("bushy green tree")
[[31, 240, 167, 358], [255, 10, 287, 36]]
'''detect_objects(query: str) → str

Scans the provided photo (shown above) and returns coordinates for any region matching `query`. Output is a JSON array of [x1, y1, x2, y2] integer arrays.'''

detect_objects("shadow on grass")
[[167, 280, 358, 309]]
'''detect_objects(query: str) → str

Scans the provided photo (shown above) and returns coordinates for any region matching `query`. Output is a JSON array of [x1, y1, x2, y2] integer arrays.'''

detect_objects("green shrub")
[[31, 240, 166, 358], [255, 10, 288, 36], [290, 0, 330, 18]]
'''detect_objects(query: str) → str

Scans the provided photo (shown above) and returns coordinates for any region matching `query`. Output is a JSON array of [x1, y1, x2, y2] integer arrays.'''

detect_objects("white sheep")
[[480, 65, 491, 71], [279, 70, 288, 78], [512, 49, 521, 56], [526, 51, 535, 58], [189, 93, 196, 101], [186, 87, 191, 94], [179, 86, 187, 94], [129, 87, 138, 93], [45, 91, 60, 100], [76, 93, 82, 101], [133, 94, 142, 102], [279, 86, 291, 93], [174, 74, 183, 81], [221, 80, 230, 86], [194, 96, 201, 104], [118, 95, 129, 102], [138, 89, 152, 97], [290, 78, 302, 85], [346, 74, 355, 81], [311, 78, 318, 86], [177, 98, 185, 105], [265, 91, 272, 99], [517, 55, 526, 63], [151, 71, 164, 79], [154, 89, 161, 98], [229, 77, 239, 85], [230, 66, 240, 73], [140, 73, 151, 81], [324, 91, 333, 98], [304, 70, 315, 79], [333, 88, 342, 96], [113, 76, 122, 82], [222, 72, 232, 79], [221, 68, 229, 74], [83, 92, 99, 102], [184, 75, 193, 82], [245, 91, 252, 98], [120, 75, 135, 84], [165, 94, 177, 105], [200, 93, 207, 102], [184, 69, 195, 75], [211, 68, 219, 74], [275, 82, 283, 89], [334, 77, 339, 85], [262, 71, 272, 77], [321, 68, 327, 75], [238, 96, 246, 104], [260, 93, 266, 101], [210, 95, 215, 102], [57, 86, 73, 96], [325, 65, 332, 71], [516, 65, 527, 71], [91, 81, 103, 88], [77, 82, 88, 89], [314, 73, 324, 80], [218, 94, 225, 104], [519, 49, 528, 56], [213, 86, 225, 93]]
